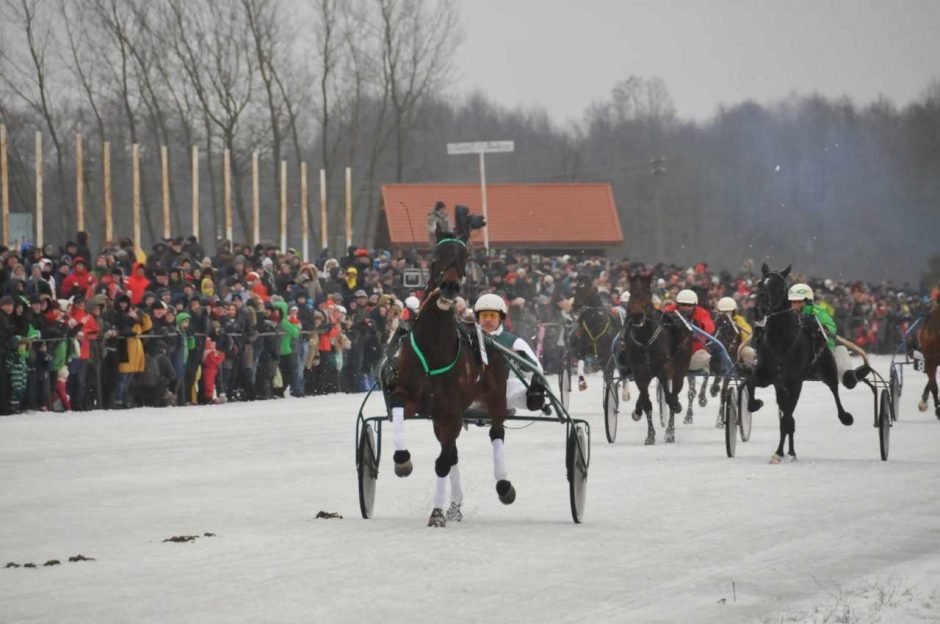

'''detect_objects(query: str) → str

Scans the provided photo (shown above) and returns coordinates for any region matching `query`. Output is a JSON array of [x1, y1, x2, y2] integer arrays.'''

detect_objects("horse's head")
[[713, 313, 740, 351], [626, 269, 654, 325], [755, 262, 791, 319], [427, 223, 469, 307]]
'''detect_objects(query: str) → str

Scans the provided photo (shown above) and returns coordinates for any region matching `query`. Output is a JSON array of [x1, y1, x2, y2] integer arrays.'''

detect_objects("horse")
[[389, 224, 513, 527], [916, 293, 940, 417], [747, 263, 853, 463], [710, 312, 743, 427], [622, 270, 692, 444], [571, 304, 623, 391]]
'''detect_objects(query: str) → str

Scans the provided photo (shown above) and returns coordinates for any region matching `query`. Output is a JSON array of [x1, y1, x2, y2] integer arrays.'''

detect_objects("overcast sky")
[[453, 0, 940, 123]]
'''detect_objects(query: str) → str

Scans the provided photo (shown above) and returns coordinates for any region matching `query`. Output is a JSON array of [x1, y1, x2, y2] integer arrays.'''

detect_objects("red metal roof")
[[381, 183, 623, 249]]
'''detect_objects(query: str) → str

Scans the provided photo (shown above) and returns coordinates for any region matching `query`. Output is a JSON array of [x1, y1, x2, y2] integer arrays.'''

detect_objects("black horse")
[[747, 264, 853, 463], [390, 222, 513, 526], [622, 271, 692, 444], [710, 312, 743, 427]]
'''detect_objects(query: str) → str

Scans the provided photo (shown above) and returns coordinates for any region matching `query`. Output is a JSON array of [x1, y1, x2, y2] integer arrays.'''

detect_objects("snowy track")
[[2, 355, 939, 623]]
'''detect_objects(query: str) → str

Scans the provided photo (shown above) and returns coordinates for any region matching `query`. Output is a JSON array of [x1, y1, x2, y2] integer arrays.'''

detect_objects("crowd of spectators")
[[0, 231, 934, 415]]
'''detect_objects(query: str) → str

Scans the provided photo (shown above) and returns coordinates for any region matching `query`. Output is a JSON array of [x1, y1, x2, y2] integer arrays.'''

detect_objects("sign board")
[[8, 213, 34, 249], [402, 268, 430, 289], [446, 141, 515, 155]]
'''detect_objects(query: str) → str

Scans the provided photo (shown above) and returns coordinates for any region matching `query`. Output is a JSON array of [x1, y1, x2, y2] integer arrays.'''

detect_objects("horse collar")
[[409, 330, 461, 376]]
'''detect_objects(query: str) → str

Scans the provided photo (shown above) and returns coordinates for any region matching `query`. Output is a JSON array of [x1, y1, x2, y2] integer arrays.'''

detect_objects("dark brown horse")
[[748, 264, 853, 463], [390, 224, 512, 527], [916, 293, 940, 417], [622, 271, 692, 444]]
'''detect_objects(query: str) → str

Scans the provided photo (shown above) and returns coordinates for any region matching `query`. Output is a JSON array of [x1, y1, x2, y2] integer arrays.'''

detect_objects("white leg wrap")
[[506, 378, 528, 411], [577, 359, 585, 378], [434, 475, 448, 509], [833, 346, 852, 377], [392, 406, 407, 452], [491, 438, 508, 481], [448, 464, 464, 504]]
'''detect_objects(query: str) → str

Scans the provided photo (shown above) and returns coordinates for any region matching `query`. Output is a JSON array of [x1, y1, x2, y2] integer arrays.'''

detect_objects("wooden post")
[[191, 145, 199, 240], [279, 160, 287, 251], [345, 166, 352, 247], [319, 168, 327, 252], [35, 130, 43, 247], [75, 133, 84, 232], [103, 142, 112, 242], [252, 151, 260, 245], [132, 143, 141, 253], [223, 148, 233, 243], [301, 162, 308, 262], [1, 124, 8, 247], [161, 145, 170, 239]]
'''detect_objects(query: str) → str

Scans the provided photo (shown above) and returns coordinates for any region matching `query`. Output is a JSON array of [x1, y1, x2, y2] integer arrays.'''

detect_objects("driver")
[[716, 296, 756, 367], [787, 283, 871, 388], [665, 289, 716, 372], [474, 293, 546, 412]]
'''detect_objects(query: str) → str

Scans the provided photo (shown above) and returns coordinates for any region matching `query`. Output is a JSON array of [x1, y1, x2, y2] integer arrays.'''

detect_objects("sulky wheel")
[[357, 424, 378, 518], [890, 365, 901, 422], [558, 364, 571, 411], [603, 380, 619, 443], [737, 384, 754, 442], [724, 388, 738, 458], [879, 389, 891, 461], [566, 424, 590, 524]]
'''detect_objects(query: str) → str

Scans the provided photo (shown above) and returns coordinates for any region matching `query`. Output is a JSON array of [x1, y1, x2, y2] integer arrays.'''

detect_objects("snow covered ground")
[[2, 355, 938, 623]]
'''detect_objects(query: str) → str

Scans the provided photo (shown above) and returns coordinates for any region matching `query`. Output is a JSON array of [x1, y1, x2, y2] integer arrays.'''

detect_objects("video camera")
[[455, 205, 486, 233]]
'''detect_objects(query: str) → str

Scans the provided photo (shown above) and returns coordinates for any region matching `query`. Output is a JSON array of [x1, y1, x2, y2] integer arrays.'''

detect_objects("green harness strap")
[[409, 331, 461, 376]]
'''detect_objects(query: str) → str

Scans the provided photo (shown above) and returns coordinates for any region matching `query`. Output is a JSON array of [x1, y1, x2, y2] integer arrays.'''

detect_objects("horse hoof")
[[935, 406, 940, 419], [632, 409, 643, 422], [496, 480, 516, 505], [683, 415, 693, 425], [838, 411, 854, 426], [644, 435, 655, 446], [769, 454, 783, 464], [578, 378, 587, 391], [698, 396, 708, 408], [445, 502, 463, 522], [427, 508, 446, 528], [715, 418, 724, 429], [393, 450, 413, 477], [788, 454, 798, 463], [709, 386, 720, 398], [919, 400, 927, 412], [664, 430, 675, 444], [748, 398, 764, 413]]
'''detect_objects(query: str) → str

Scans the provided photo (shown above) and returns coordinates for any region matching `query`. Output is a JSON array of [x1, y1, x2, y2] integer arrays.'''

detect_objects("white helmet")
[[404, 295, 420, 311], [717, 296, 737, 313], [676, 289, 698, 305], [474, 293, 507, 315], [788, 283, 814, 302]]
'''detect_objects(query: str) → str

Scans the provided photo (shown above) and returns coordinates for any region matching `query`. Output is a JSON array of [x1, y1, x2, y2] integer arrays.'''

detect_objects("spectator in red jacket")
[[665, 289, 715, 372], [126, 262, 151, 306], [60, 257, 96, 299]]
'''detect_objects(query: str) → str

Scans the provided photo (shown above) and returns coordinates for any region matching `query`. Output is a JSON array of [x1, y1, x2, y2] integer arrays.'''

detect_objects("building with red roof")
[[378, 183, 623, 252]]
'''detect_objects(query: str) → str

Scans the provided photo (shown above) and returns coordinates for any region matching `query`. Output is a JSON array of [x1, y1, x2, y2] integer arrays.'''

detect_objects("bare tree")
[[0, 0, 73, 237]]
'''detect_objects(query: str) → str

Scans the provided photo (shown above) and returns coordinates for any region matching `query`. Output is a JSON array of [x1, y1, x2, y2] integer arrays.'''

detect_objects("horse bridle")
[[756, 271, 790, 320], [429, 237, 467, 301]]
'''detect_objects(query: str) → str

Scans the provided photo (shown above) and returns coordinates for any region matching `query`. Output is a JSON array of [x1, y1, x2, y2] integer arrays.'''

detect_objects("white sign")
[[446, 141, 515, 155]]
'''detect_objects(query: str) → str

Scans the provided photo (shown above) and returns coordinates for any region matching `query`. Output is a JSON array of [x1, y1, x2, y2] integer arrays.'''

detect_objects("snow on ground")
[[2, 355, 938, 623]]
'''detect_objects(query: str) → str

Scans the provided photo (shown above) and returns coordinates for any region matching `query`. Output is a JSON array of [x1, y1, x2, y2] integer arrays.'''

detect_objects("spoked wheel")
[[603, 379, 619, 443], [889, 365, 901, 422], [558, 364, 571, 411], [357, 424, 378, 518], [724, 389, 738, 458], [566, 424, 590, 523], [657, 380, 668, 428], [879, 389, 891, 461], [737, 384, 754, 442]]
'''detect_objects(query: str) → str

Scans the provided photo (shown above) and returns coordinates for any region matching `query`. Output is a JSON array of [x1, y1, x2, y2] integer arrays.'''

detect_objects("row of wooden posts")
[[0, 124, 354, 260]]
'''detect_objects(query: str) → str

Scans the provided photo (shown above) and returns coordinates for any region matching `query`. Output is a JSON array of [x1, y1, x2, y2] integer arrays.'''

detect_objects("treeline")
[[1, 0, 937, 283]]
